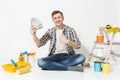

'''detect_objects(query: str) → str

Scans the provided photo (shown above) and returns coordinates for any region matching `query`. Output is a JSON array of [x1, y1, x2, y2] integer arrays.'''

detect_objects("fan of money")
[[31, 17, 43, 30]]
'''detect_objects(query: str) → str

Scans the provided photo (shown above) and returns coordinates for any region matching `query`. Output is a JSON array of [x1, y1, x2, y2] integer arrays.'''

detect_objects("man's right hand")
[[30, 26, 41, 47], [30, 26, 37, 36]]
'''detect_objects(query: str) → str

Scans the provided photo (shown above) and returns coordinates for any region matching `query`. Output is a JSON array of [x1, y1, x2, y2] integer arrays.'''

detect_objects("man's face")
[[52, 13, 64, 27]]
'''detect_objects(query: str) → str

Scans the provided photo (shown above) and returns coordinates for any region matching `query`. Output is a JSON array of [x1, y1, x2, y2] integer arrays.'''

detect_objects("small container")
[[102, 62, 110, 73], [18, 54, 24, 62], [96, 33, 104, 42], [94, 61, 102, 72], [21, 51, 28, 62], [27, 52, 36, 65]]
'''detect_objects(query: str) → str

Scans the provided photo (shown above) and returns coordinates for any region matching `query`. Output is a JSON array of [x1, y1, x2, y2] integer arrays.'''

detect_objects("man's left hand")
[[60, 34, 70, 44]]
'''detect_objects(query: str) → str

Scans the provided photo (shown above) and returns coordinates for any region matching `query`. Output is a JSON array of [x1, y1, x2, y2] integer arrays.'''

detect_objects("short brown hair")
[[51, 10, 63, 17]]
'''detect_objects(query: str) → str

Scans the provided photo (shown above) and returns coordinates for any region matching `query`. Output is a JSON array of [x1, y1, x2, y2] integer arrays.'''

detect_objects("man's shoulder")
[[47, 26, 56, 31], [46, 27, 56, 34], [64, 25, 74, 31]]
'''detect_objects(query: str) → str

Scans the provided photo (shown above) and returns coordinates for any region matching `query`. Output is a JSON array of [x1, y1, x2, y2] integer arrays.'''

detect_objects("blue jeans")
[[37, 53, 85, 71]]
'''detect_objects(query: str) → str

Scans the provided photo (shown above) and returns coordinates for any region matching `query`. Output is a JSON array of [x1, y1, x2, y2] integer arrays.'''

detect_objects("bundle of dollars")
[[31, 17, 43, 30]]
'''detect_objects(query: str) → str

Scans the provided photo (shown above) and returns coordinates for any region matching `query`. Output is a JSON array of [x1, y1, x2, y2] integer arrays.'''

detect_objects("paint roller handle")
[[10, 59, 18, 67]]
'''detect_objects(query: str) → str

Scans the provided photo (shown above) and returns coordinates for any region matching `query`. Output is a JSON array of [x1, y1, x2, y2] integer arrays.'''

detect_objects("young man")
[[30, 10, 86, 72]]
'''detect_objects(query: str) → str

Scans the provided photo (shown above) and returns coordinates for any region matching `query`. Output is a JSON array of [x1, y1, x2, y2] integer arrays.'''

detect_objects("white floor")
[[1, 58, 120, 80]]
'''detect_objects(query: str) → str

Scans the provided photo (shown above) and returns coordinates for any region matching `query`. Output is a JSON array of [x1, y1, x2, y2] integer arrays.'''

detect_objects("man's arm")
[[30, 27, 41, 47], [30, 27, 51, 47], [60, 34, 80, 49]]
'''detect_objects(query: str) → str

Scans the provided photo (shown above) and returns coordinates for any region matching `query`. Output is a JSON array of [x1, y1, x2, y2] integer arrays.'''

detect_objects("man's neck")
[[56, 24, 64, 30]]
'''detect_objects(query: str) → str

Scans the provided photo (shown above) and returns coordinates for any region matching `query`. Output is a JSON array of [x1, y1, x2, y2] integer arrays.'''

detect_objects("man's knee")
[[37, 58, 46, 67], [77, 54, 86, 63]]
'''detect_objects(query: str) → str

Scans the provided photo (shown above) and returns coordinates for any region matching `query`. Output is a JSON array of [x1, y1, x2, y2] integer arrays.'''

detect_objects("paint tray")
[[2, 62, 31, 73]]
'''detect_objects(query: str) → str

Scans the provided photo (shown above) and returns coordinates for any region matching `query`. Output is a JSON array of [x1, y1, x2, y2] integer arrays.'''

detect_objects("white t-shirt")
[[54, 29, 68, 54]]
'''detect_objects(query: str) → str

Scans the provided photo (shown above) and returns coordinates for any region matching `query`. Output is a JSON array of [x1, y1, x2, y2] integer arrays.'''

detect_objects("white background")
[[0, 0, 120, 61]]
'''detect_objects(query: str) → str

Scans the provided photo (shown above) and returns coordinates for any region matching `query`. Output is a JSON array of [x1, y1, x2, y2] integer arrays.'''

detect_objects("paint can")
[[102, 62, 110, 73], [27, 52, 36, 65], [21, 51, 28, 62], [96, 34, 104, 42], [18, 54, 24, 62], [94, 61, 102, 72]]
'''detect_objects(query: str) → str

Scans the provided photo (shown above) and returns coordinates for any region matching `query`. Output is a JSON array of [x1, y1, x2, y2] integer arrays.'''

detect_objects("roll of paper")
[[17, 67, 31, 75]]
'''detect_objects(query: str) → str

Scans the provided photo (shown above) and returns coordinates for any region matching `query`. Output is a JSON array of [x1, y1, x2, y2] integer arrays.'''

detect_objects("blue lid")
[[21, 51, 28, 55]]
